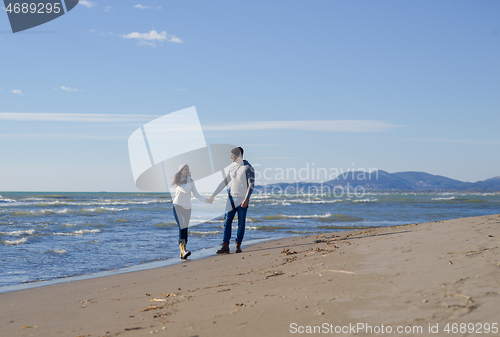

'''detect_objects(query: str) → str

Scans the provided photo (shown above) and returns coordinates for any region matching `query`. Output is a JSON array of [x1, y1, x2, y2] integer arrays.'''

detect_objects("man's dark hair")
[[231, 147, 244, 158]]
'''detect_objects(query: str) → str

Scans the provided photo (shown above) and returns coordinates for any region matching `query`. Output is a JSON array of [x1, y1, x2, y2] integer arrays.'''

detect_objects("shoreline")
[[0, 236, 295, 294], [1, 214, 499, 336]]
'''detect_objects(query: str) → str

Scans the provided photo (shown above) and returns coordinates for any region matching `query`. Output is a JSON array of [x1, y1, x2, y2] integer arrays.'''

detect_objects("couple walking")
[[172, 147, 255, 259]]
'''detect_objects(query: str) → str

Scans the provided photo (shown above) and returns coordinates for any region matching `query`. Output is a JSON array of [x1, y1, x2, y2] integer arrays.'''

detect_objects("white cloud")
[[11, 89, 24, 95], [133, 4, 161, 10], [104, 6, 113, 12], [79, 0, 95, 8], [168, 36, 183, 44], [0, 113, 159, 123], [203, 120, 402, 133], [138, 40, 156, 47], [121, 30, 184, 46], [0, 113, 401, 133], [60, 86, 84, 92]]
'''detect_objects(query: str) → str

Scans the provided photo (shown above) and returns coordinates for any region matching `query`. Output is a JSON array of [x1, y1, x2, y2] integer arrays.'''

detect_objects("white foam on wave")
[[293, 213, 332, 218], [11, 209, 55, 216], [287, 199, 342, 204], [268, 213, 333, 219], [53, 229, 101, 236], [251, 194, 274, 200], [34, 199, 168, 206], [268, 201, 292, 206], [82, 207, 129, 213], [1, 237, 28, 245], [48, 249, 67, 254], [0, 229, 35, 236], [432, 197, 455, 201], [102, 207, 129, 211], [190, 230, 221, 237], [352, 199, 378, 203]]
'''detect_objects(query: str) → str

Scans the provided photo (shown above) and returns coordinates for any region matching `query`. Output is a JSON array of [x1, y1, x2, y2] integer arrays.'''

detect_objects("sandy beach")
[[1, 214, 499, 337]]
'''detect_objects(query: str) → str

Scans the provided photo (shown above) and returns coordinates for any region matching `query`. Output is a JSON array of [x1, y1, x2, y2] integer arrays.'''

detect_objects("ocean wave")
[[153, 222, 178, 228], [32, 199, 169, 207], [0, 229, 35, 236], [0, 198, 17, 203], [287, 230, 317, 234], [81, 207, 130, 213], [11, 206, 130, 216], [286, 199, 342, 204], [247, 225, 289, 231], [253, 198, 342, 204], [9, 208, 86, 216], [261, 213, 333, 220], [190, 230, 221, 237], [48, 249, 67, 254], [11, 209, 57, 216], [53, 229, 101, 236], [431, 197, 455, 201], [267, 202, 292, 206], [352, 199, 378, 203], [250, 194, 274, 200], [1, 237, 28, 245], [110, 219, 130, 223], [260, 213, 363, 222]]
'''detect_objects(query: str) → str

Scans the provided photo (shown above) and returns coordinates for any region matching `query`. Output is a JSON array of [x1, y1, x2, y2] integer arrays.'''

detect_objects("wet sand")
[[1, 214, 499, 336]]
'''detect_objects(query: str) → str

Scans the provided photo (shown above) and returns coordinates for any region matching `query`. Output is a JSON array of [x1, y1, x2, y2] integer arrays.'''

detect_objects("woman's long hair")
[[172, 171, 183, 187], [172, 165, 189, 186]]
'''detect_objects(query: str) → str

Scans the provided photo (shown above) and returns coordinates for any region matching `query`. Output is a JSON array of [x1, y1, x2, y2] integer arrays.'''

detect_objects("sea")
[[1, 191, 499, 292]]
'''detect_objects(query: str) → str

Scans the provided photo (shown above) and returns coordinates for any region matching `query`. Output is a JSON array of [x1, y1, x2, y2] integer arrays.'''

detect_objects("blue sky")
[[1, 0, 499, 192]]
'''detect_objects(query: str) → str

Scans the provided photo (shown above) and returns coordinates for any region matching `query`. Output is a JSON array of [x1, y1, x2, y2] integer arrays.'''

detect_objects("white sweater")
[[173, 177, 206, 209]]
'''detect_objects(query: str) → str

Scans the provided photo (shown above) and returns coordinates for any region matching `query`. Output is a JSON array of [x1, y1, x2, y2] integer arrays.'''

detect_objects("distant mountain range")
[[254, 171, 500, 192]]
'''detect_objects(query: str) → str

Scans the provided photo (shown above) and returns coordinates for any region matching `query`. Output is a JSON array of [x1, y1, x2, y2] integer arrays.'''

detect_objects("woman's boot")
[[179, 239, 191, 259]]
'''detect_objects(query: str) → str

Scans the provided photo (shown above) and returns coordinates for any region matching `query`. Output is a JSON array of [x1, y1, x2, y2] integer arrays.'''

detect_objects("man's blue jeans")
[[223, 204, 248, 243]]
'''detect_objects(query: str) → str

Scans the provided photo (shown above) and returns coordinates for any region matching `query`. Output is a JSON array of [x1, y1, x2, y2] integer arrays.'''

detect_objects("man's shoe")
[[216, 242, 230, 254], [235, 242, 242, 253]]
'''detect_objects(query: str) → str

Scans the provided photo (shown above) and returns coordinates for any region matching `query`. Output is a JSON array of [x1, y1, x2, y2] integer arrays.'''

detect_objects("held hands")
[[204, 196, 248, 206]]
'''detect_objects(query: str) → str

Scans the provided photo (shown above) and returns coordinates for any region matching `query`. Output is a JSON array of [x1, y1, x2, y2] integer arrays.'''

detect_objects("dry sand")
[[1, 214, 499, 337]]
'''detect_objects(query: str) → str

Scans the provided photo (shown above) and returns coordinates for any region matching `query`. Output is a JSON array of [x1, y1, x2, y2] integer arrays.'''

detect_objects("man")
[[207, 147, 255, 254]]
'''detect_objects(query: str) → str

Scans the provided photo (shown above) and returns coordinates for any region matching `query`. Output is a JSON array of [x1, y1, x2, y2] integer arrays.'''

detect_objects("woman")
[[172, 164, 207, 259]]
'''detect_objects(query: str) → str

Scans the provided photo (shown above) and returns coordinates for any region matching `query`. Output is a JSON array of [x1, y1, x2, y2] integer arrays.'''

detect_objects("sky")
[[0, 0, 499, 192]]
